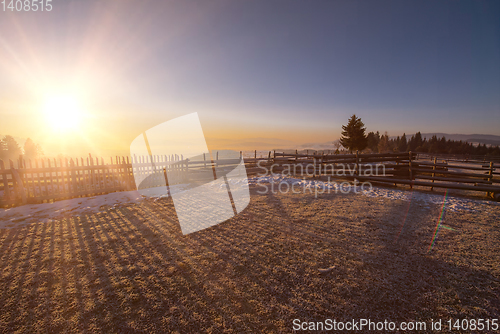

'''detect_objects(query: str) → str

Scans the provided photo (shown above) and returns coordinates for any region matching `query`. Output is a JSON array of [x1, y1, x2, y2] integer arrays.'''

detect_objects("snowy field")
[[1, 175, 499, 229]]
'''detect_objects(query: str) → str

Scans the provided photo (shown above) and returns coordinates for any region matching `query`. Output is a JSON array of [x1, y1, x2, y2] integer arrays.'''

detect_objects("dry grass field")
[[0, 185, 499, 333]]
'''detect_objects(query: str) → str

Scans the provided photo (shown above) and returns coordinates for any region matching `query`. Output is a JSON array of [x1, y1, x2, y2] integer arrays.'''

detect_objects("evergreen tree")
[[398, 133, 407, 152], [366, 132, 380, 152], [358, 130, 500, 157], [339, 114, 368, 153], [2, 135, 21, 162], [415, 132, 423, 148], [23, 138, 42, 160], [378, 132, 390, 152]]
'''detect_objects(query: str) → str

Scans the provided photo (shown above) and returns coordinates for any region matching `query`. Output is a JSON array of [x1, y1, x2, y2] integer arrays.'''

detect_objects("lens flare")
[[428, 189, 456, 252], [395, 190, 414, 243]]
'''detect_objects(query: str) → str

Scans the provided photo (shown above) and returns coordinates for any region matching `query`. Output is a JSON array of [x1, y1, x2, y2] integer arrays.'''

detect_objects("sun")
[[42, 95, 83, 131]]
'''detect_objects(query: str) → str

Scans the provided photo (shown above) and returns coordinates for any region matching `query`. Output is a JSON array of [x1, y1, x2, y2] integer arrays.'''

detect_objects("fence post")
[[9, 160, 17, 202], [121, 157, 127, 190], [355, 150, 359, 177], [8, 160, 20, 204], [70, 159, 77, 195], [12, 169, 27, 205], [409, 151, 413, 189], [90, 154, 96, 191], [293, 150, 297, 176], [431, 157, 437, 191], [19, 156, 27, 195], [48, 159, 55, 197], [320, 152, 324, 176], [487, 162, 494, 197], [127, 156, 133, 190], [0, 160, 10, 202], [110, 157, 115, 189]]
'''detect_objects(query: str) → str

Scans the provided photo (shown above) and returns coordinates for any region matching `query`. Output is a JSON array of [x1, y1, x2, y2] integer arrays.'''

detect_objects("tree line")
[[0, 135, 43, 163], [340, 115, 500, 156]]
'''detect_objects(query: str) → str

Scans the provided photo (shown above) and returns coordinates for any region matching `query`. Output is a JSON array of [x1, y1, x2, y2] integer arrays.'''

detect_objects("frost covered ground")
[[249, 175, 500, 213], [1, 175, 498, 229], [0, 173, 499, 332]]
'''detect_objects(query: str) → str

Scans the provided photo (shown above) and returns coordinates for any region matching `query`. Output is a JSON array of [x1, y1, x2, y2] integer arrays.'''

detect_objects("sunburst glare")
[[42, 94, 83, 132]]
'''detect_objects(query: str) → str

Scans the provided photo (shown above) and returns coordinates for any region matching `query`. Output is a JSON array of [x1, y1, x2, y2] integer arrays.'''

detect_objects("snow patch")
[[0, 190, 145, 228], [1, 175, 498, 229]]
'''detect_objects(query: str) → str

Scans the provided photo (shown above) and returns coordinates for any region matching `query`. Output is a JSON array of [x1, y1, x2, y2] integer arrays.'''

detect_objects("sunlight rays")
[[42, 94, 83, 132]]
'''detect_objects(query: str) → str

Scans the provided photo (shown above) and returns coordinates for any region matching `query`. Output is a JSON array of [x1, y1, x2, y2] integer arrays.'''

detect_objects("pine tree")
[[2, 135, 21, 162], [414, 132, 423, 148], [378, 132, 390, 153], [366, 132, 380, 152], [0, 138, 6, 162], [340, 114, 368, 153], [398, 133, 407, 152], [24, 138, 42, 160]]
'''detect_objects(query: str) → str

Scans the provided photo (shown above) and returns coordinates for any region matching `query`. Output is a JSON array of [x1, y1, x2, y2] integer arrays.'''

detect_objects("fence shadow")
[[0, 184, 499, 332]]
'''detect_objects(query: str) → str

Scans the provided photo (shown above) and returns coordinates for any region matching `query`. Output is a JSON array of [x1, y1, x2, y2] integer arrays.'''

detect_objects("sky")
[[0, 0, 499, 157]]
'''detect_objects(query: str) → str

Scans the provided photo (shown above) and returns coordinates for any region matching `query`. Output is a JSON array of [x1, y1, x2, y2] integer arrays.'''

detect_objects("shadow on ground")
[[0, 185, 499, 333]]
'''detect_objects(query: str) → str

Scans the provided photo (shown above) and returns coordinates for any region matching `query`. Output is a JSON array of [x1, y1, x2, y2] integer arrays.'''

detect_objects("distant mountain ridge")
[[417, 133, 500, 146], [385, 133, 500, 146]]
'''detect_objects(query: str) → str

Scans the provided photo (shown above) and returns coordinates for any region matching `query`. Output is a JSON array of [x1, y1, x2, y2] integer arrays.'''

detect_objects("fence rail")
[[416, 152, 500, 164]]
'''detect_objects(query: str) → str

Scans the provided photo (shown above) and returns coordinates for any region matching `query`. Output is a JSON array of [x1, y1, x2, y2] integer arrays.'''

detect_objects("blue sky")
[[0, 0, 499, 155]]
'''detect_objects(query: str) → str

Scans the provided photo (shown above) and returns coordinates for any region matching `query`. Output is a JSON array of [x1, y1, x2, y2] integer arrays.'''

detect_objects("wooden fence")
[[1, 151, 500, 207], [269, 151, 500, 200], [0, 156, 136, 207], [0, 152, 247, 207]]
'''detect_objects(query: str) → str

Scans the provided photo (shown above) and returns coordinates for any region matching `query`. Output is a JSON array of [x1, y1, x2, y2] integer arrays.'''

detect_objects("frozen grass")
[[0, 183, 499, 332]]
